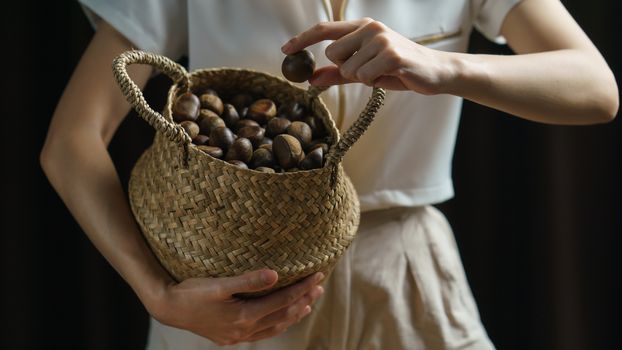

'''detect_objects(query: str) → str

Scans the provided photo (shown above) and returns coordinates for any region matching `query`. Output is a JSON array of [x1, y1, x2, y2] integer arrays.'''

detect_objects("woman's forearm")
[[444, 49, 618, 125], [40, 135, 172, 311]]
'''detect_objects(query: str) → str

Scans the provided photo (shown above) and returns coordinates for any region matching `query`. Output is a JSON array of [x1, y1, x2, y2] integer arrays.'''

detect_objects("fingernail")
[[315, 272, 325, 282], [262, 270, 276, 284], [281, 41, 293, 53], [302, 305, 312, 316]]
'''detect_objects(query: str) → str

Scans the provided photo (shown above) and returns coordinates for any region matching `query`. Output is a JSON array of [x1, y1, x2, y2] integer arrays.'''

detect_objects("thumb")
[[217, 269, 278, 297]]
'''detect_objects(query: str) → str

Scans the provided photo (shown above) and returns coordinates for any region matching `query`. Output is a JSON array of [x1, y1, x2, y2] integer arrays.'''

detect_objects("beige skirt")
[[146, 206, 495, 350]]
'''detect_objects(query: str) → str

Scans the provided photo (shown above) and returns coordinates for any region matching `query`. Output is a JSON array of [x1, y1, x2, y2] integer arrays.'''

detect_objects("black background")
[[1, 1, 620, 349]]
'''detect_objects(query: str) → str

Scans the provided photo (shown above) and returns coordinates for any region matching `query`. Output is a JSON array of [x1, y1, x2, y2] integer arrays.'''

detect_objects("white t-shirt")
[[80, 0, 520, 212]]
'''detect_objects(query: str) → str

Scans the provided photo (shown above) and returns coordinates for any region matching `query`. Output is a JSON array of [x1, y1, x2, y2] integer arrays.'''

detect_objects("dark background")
[[1, 1, 620, 349]]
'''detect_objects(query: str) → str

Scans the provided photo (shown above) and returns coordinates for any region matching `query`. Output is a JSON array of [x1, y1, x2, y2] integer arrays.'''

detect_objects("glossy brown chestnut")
[[265, 117, 291, 138], [286, 121, 313, 147], [237, 125, 265, 148], [225, 137, 253, 163], [247, 99, 277, 124], [209, 126, 235, 150], [250, 148, 275, 169], [172, 92, 200, 122], [196, 145, 224, 159], [299, 146, 324, 170], [229, 93, 254, 112], [179, 121, 200, 140], [192, 134, 210, 146], [281, 50, 316, 83], [227, 160, 248, 169], [199, 115, 226, 136], [200, 93, 224, 115], [221, 104, 240, 128], [273, 134, 304, 169]]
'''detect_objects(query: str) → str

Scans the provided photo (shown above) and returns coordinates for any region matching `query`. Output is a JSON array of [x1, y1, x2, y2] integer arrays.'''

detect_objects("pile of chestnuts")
[[172, 89, 329, 173], [172, 49, 326, 173]]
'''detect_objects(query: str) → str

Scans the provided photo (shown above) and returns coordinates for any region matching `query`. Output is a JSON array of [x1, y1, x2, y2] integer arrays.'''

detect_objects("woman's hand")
[[147, 270, 325, 346], [281, 18, 456, 95]]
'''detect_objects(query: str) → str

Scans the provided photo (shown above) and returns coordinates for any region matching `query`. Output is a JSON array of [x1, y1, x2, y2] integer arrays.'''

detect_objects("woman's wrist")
[[438, 51, 489, 98]]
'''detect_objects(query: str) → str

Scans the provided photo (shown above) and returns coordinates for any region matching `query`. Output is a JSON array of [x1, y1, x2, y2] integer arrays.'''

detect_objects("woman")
[[40, 0, 617, 349]]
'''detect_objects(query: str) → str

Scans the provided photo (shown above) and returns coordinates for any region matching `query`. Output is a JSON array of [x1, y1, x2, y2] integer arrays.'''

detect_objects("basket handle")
[[309, 86, 386, 167], [112, 50, 193, 145]]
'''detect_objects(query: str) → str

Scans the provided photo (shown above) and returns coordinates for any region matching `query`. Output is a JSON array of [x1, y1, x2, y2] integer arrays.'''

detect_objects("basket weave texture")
[[112, 51, 385, 295]]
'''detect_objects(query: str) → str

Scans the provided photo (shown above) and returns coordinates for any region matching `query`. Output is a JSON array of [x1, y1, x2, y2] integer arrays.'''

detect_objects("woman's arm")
[[40, 21, 323, 346], [282, 0, 618, 125]]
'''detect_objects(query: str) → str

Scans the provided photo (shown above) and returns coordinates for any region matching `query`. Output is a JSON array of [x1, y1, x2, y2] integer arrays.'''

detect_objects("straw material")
[[113, 50, 385, 296]]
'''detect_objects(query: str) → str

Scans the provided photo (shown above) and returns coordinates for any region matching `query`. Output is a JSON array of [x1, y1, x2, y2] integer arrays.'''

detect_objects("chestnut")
[[307, 141, 329, 155], [234, 119, 260, 132], [258, 137, 273, 147], [209, 126, 235, 150], [286, 121, 313, 148], [172, 92, 200, 122], [250, 148, 275, 169], [197, 145, 224, 159], [247, 99, 277, 124], [265, 117, 291, 138], [200, 93, 224, 115], [192, 134, 209, 146], [197, 109, 219, 123], [227, 160, 248, 169], [179, 121, 200, 140], [255, 166, 275, 173], [229, 93, 254, 112], [221, 104, 240, 128], [281, 50, 315, 83], [237, 125, 265, 148], [299, 146, 324, 170], [199, 115, 226, 136], [225, 137, 253, 163], [273, 134, 304, 169], [258, 143, 273, 152], [278, 102, 305, 121]]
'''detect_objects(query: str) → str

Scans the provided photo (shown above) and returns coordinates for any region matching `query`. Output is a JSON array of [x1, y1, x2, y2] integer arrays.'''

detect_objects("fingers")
[[215, 269, 278, 297], [281, 19, 373, 54], [244, 272, 324, 319], [252, 285, 324, 333], [337, 41, 381, 81], [309, 66, 353, 86], [244, 305, 313, 343]]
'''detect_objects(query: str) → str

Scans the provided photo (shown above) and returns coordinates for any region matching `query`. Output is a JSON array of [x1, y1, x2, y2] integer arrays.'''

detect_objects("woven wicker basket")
[[112, 50, 385, 296]]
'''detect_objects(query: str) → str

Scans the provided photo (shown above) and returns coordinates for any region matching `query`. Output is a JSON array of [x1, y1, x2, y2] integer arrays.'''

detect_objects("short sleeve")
[[473, 0, 522, 44], [78, 0, 188, 60]]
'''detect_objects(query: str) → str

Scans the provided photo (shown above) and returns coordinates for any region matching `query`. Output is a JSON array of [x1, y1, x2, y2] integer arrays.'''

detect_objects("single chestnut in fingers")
[[173, 92, 200, 122], [200, 93, 224, 115], [209, 127, 235, 150], [286, 121, 313, 148], [225, 137, 253, 163], [273, 134, 304, 169], [247, 99, 277, 124], [282, 50, 316, 83]]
